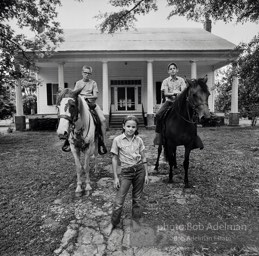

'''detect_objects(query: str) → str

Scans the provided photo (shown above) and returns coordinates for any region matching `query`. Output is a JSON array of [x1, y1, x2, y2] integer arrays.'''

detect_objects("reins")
[[174, 96, 198, 124]]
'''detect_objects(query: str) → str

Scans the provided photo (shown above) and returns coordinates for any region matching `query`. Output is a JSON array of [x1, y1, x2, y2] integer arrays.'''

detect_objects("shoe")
[[62, 139, 71, 152], [98, 137, 108, 155], [153, 133, 161, 146]]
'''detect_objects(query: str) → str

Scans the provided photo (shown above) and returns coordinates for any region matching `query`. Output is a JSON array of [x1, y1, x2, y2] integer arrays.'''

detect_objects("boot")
[[192, 135, 204, 150], [153, 132, 162, 146], [98, 135, 108, 155]]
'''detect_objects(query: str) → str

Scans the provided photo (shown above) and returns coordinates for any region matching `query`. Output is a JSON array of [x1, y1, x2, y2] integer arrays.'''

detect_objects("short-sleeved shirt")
[[110, 133, 145, 168], [161, 76, 186, 101], [74, 79, 98, 97]]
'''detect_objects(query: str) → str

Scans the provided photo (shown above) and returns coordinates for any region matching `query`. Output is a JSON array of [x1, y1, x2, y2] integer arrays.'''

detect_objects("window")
[[47, 83, 68, 105], [138, 87, 141, 104], [111, 80, 141, 85], [156, 82, 162, 104], [111, 87, 114, 104]]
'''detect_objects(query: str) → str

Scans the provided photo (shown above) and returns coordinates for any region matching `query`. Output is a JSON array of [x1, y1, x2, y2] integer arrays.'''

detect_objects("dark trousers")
[[155, 100, 174, 133], [111, 163, 145, 227]]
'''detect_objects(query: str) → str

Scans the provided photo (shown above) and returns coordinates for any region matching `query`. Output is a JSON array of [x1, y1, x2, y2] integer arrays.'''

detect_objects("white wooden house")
[[35, 27, 239, 128]]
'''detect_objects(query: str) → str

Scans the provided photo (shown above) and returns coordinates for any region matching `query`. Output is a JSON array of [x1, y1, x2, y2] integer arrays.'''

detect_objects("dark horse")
[[155, 77, 210, 188]]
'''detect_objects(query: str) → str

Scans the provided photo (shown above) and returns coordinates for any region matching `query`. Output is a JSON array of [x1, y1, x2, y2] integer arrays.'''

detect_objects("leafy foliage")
[[0, 84, 15, 119], [96, 0, 259, 33], [215, 34, 259, 125], [0, 0, 64, 119], [215, 67, 233, 113], [95, 0, 158, 33]]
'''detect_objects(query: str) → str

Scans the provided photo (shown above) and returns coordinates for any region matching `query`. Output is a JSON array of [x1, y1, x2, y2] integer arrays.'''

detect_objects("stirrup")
[[62, 139, 71, 152]]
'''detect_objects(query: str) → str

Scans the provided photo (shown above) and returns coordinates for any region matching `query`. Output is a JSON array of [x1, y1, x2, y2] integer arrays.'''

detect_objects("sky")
[[55, 0, 259, 45]]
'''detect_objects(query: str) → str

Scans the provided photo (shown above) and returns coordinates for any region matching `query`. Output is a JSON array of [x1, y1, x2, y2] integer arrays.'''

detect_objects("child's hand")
[[145, 175, 149, 185], [114, 177, 120, 189]]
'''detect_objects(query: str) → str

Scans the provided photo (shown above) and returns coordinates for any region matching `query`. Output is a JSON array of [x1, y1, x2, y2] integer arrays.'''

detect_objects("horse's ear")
[[202, 75, 208, 83], [185, 79, 192, 88]]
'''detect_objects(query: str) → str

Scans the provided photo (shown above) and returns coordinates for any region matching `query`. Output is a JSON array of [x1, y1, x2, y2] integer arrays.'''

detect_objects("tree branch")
[[110, 0, 146, 32]]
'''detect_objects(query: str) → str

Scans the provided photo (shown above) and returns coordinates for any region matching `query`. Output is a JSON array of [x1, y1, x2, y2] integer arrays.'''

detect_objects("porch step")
[[109, 114, 145, 128]]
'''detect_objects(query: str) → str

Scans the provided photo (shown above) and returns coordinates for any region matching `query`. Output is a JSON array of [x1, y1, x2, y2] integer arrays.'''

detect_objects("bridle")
[[176, 88, 208, 124]]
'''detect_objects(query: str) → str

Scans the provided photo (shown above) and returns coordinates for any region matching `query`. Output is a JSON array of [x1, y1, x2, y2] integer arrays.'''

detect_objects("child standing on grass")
[[104, 115, 149, 236]]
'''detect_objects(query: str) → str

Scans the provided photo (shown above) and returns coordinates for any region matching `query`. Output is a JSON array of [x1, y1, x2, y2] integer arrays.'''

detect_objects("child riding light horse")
[[56, 87, 100, 196]]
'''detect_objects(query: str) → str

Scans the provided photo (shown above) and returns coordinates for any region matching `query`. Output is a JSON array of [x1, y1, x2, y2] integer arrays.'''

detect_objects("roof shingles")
[[58, 28, 236, 52]]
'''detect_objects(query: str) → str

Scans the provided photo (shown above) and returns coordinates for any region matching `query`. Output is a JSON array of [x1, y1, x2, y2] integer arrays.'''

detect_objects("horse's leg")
[[183, 146, 191, 188], [154, 144, 162, 171], [71, 146, 83, 196], [83, 151, 92, 196], [173, 147, 177, 169], [168, 145, 176, 183]]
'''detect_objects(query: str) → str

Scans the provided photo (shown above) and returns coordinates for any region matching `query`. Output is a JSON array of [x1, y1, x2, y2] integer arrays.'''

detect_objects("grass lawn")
[[0, 126, 259, 255]]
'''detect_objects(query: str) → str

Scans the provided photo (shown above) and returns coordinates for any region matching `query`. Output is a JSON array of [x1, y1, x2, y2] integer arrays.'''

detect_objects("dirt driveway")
[[0, 126, 259, 256]]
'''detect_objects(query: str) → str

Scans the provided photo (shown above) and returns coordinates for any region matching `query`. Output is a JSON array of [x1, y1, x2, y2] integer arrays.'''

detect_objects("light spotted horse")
[[56, 88, 98, 196]]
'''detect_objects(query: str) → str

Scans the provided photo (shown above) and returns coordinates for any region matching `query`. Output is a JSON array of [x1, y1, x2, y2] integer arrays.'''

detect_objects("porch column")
[[147, 60, 154, 128], [190, 60, 197, 79], [102, 61, 109, 126], [209, 70, 215, 112], [15, 79, 26, 131], [58, 63, 65, 90], [229, 75, 239, 125]]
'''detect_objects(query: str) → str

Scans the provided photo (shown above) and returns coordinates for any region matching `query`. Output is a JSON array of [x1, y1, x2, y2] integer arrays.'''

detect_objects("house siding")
[[37, 60, 215, 115]]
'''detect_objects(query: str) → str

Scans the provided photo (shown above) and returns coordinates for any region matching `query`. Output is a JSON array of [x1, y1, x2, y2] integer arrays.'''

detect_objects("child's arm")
[[140, 151, 149, 185], [112, 154, 120, 189]]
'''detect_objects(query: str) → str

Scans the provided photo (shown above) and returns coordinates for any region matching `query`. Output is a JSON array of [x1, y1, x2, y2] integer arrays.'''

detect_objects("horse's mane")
[[196, 78, 209, 94], [168, 77, 209, 113], [56, 88, 74, 106]]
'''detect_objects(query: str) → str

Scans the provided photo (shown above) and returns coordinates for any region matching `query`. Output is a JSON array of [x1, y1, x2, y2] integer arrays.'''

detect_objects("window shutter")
[[47, 83, 52, 105]]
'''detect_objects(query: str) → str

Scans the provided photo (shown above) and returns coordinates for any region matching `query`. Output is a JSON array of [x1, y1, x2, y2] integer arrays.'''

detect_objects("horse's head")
[[186, 76, 211, 119], [56, 87, 82, 140]]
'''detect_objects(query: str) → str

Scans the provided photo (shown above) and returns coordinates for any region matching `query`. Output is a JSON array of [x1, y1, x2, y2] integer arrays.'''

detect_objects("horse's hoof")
[[184, 184, 192, 189], [168, 179, 174, 184], [85, 190, 91, 196], [154, 166, 158, 171], [75, 191, 83, 197]]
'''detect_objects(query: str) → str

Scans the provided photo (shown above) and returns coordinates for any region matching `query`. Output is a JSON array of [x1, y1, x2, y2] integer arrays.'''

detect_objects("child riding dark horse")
[[154, 62, 203, 149], [158, 77, 211, 187]]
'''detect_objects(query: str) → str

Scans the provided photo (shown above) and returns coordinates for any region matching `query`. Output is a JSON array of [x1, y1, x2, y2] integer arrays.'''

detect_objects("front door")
[[117, 87, 135, 111]]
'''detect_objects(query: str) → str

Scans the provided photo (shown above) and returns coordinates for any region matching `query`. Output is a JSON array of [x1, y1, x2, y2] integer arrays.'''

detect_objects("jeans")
[[111, 163, 145, 227]]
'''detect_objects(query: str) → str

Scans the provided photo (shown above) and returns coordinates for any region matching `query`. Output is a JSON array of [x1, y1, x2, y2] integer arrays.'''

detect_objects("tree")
[[214, 67, 232, 113], [0, 0, 64, 119], [0, 84, 15, 120], [96, 0, 259, 33]]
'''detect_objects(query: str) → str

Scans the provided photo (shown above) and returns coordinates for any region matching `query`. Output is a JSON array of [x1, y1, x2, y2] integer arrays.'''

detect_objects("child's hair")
[[167, 62, 178, 70], [122, 115, 139, 135]]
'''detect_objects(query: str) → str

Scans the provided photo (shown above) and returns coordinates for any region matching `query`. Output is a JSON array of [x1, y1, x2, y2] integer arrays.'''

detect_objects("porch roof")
[[58, 28, 237, 52]]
